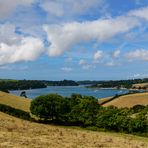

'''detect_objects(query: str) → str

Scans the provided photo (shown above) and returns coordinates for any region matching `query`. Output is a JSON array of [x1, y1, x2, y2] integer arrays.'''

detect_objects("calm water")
[[10, 86, 129, 99]]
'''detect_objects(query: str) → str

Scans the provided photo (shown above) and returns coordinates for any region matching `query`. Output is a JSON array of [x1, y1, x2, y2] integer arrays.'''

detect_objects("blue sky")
[[0, 0, 148, 80]]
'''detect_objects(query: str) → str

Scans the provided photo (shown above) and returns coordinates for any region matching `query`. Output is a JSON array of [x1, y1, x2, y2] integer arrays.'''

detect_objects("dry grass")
[[103, 92, 148, 108], [98, 97, 112, 104], [0, 91, 31, 112], [0, 112, 148, 148], [132, 83, 148, 89]]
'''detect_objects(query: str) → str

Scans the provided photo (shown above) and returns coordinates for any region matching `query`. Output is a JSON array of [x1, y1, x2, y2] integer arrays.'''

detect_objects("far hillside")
[[80, 78, 148, 89], [0, 79, 78, 91]]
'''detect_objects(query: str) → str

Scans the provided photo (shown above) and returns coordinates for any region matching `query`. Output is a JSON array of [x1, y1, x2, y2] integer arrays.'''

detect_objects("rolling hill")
[[102, 92, 148, 108], [0, 112, 148, 148], [0, 91, 148, 147], [0, 91, 31, 112]]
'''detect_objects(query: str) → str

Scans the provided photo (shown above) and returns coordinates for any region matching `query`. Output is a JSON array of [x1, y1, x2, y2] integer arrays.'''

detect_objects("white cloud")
[[0, 23, 21, 45], [112, 49, 120, 58], [40, 0, 106, 18], [79, 59, 95, 70], [0, 23, 44, 65], [125, 49, 148, 61], [94, 50, 103, 62], [61, 67, 73, 72], [44, 16, 139, 56], [0, 0, 35, 19], [129, 6, 148, 20], [0, 37, 44, 65]]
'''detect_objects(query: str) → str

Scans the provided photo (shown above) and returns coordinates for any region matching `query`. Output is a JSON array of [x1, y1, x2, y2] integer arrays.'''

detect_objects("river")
[[10, 86, 129, 99]]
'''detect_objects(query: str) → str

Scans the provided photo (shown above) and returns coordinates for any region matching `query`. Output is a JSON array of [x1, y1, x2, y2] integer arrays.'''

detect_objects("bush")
[[30, 94, 68, 121], [131, 105, 146, 113], [0, 103, 31, 120]]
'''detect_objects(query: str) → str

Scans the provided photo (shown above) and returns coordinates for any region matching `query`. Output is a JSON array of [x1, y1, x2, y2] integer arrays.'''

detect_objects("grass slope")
[[0, 91, 31, 112], [0, 112, 148, 148], [103, 92, 148, 108]]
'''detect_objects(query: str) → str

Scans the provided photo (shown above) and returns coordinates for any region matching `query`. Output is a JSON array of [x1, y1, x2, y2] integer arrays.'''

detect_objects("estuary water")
[[10, 86, 129, 99]]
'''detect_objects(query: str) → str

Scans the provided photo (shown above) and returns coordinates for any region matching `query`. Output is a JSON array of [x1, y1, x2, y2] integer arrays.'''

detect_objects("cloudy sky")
[[0, 0, 148, 80]]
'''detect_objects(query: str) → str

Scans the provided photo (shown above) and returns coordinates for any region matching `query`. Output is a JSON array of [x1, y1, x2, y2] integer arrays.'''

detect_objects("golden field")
[[0, 112, 148, 148], [0, 91, 31, 112], [0, 91, 148, 147], [103, 92, 148, 108], [132, 83, 148, 89]]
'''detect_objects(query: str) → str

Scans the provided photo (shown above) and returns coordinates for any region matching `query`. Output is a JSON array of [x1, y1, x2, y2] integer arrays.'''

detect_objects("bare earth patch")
[[0, 112, 148, 148]]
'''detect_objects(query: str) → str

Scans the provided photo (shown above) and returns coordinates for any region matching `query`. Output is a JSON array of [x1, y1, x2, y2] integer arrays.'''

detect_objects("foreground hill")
[[0, 112, 148, 148], [102, 92, 148, 108], [0, 91, 31, 112]]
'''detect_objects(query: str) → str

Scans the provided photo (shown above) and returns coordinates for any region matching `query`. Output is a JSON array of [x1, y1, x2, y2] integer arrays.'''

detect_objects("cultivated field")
[[103, 92, 148, 108], [0, 91, 31, 112], [0, 112, 148, 148]]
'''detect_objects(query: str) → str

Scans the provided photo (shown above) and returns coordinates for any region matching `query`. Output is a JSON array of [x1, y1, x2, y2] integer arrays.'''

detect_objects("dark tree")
[[20, 91, 27, 98], [30, 94, 66, 121]]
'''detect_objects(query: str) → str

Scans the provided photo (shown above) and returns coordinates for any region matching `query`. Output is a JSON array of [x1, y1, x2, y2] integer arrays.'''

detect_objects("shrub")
[[30, 94, 67, 121], [0, 103, 31, 120]]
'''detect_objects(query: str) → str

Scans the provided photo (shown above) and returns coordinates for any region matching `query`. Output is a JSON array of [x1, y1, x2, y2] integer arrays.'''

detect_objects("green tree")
[[68, 96, 100, 126], [30, 94, 66, 121]]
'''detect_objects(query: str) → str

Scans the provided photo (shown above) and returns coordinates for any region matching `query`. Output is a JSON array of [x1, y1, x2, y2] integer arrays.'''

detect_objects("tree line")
[[0, 79, 79, 91], [30, 94, 148, 136], [83, 78, 148, 89]]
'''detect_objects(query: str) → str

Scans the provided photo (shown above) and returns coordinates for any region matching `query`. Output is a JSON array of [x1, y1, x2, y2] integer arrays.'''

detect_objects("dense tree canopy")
[[30, 93, 148, 136]]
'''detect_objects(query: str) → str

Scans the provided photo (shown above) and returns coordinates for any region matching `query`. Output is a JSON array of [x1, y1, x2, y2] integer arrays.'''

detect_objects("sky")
[[0, 0, 148, 80]]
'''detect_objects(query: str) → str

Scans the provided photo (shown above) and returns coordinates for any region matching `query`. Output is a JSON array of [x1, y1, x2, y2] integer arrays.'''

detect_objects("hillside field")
[[0, 91, 148, 147], [0, 112, 148, 148], [0, 91, 31, 112], [102, 92, 148, 108]]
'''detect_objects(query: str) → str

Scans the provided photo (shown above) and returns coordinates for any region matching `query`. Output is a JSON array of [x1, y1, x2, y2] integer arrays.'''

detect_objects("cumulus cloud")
[[44, 16, 139, 56], [0, 23, 44, 65], [129, 6, 148, 20], [0, 37, 44, 65], [0, 23, 21, 45], [94, 50, 103, 62], [125, 49, 148, 61], [0, 0, 35, 19]]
